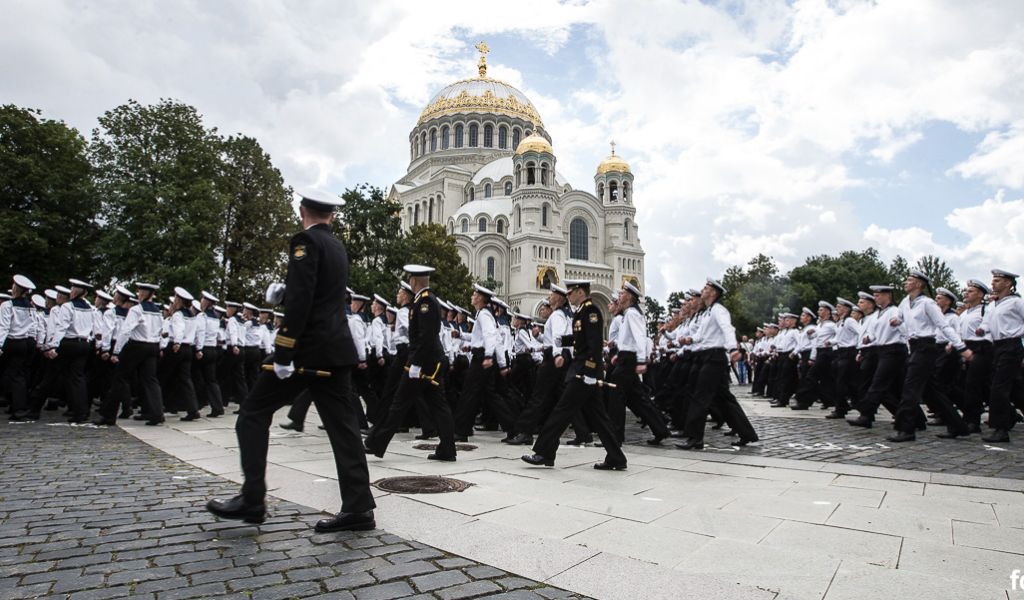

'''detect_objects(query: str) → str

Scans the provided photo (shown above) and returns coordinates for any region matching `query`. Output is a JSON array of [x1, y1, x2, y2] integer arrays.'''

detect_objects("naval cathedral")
[[388, 43, 645, 317]]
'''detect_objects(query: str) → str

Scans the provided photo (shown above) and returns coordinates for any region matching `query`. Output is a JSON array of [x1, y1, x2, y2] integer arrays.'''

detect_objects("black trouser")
[[237, 367, 375, 512], [378, 344, 408, 418], [751, 358, 768, 395], [831, 348, 858, 414], [223, 347, 247, 404], [1, 338, 33, 418], [197, 347, 224, 414], [365, 361, 456, 458], [893, 340, 942, 433], [774, 354, 799, 404], [795, 348, 835, 408], [243, 347, 263, 392], [922, 342, 967, 434], [166, 344, 199, 416], [532, 366, 626, 465], [455, 351, 512, 436], [56, 339, 91, 420], [683, 350, 756, 443], [506, 354, 536, 416], [366, 351, 389, 425], [856, 344, 905, 420], [668, 355, 695, 429], [960, 341, 992, 427], [102, 341, 163, 422], [514, 354, 564, 435], [608, 352, 669, 443], [987, 338, 1024, 431]]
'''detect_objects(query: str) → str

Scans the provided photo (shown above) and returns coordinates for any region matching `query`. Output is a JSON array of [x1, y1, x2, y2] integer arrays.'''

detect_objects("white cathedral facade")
[[387, 44, 645, 318]]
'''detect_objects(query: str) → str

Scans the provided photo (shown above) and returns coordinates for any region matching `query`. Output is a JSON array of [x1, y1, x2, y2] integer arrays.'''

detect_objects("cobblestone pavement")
[[625, 386, 1024, 480], [0, 416, 588, 600]]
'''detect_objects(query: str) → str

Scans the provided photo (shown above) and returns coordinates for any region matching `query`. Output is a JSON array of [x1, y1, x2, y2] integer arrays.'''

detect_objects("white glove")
[[265, 282, 286, 305], [408, 364, 421, 379], [273, 362, 295, 380], [583, 376, 597, 386]]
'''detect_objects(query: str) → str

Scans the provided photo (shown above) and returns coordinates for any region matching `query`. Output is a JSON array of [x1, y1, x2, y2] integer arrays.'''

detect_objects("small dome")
[[597, 151, 630, 175], [515, 133, 553, 155]]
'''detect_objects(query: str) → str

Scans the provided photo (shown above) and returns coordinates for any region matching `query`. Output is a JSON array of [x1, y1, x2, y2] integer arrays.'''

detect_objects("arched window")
[[623, 219, 630, 241], [449, 221, 454, 234], [541, 163, 548, 185], [527, 162, 536, 185], [430, 128, 437, 152], [498, 126, 508, 149], [454, 124, 464, 148], [406, 206, 412, 225], [570, 218, 589, 260], [478, 217, 487, 232], [484, 124, 493, 147], [484, 183, 492, 198], [512, 128, 521, 150], [469, 124, 479, 147], [541, 204, 549, 227], [428, 198, 434, 223], [496, 219, 504, 234], [461, 219, 468, 233], [541, 270, 552, 289], [598, 183, 605, 200], [441, 126, 449, 150], [487, 257, 495, 279], [515, 165, 521, 187], [515, 206, 521, 229], [414, 205, 420, 226], [622, 181, 629, 201], [504, 181, 512, 195], [420, 132, 426, 155], [610, 181, 618, 201], [469, 188, 475, 202]]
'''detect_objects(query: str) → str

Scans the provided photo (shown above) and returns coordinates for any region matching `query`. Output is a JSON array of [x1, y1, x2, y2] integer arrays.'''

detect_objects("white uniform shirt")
[[0, 298, 37, 346], [896, 295, 965, 350], [49, 298, 96, 348], [114, 301, 164, 353], [834, 317, 862, 349], [959, 304, 991, 343], [225, 315, 243, 348], [195, 309, 221, 351], [370, 316, 387, 357], [615, 306, 649, 362], [979, 294, 1024, 341], [864, 304, 906, 346], [347, 312, 367, 362], [471, 307, 498, 358], [169, 308, 198, 345], [688, 303, 738, 352], [393, 305, 411, 345]]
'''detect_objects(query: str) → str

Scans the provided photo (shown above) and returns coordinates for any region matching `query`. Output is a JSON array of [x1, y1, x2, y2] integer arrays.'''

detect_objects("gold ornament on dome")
[[597, 140, 631, 175], [417, 82, 545, 126], [536, 266, 559, 288]]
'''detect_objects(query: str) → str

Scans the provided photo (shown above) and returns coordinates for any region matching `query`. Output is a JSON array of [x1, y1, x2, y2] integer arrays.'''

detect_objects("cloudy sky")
[[6, 0, 1024, 300]]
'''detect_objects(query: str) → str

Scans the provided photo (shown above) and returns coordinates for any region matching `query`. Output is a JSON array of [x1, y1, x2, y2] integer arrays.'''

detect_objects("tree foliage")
[[720, 254, 799, 336], [788, 248, 890, 308], [0, 105, 100, 285], [915, 254, 958, 293], [333, 184, 406, 296], [643, 296, 665, 337], [401, 224, 474, 305]]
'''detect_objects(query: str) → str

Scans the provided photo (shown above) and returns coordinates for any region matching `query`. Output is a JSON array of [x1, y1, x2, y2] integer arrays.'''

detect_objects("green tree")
[[401, 224, 473, 305], [91, 99, 224, 294], [721, 254, 798, 336], [643, 296, 665, 336], [666, 290, 688, 308], [915, 254, 958, 293], [0, 105, 100, 285], [788, 248, 891, 308], [477, 277, 503, 295], [214, 135, 297, 302], [333, 184, 406, 296]]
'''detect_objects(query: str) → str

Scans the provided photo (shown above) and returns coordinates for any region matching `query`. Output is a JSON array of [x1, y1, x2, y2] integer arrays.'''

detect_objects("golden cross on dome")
[[475, 41, 490, 77], [609, 139, 617, 155]]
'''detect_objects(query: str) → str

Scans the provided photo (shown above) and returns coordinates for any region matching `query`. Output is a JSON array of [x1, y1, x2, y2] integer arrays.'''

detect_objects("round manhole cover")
[[373, 476, 473, 494], [412, 442, 477, 452]]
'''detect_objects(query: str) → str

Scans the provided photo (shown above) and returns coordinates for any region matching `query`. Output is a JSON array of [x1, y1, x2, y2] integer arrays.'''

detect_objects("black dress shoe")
[[674, 438, 704, 450], [594, 461, 627, 471], [710, 422, 724, 430], [9, 415, 32, 422], [315, 511, 375, 533], [564, 437, 592, 446], [722, 429, 737, 437], [207, 410, 224, 418], [454, 436, 468, 443], [936, 428, 969, 439], [363, 443, 384, 459], [886, 431, 916, 443], [966, 423, 982, 434], [926, 418, 945, 427], [181, 413, 201, 422], [119, 410, 133, 419], [505, 433, 533, 446], [846, 416, 873, 428], [132, 415, 150, 421], [769, 402, 789, 408], [824, 411, 847, 419], [646, 435, 666, 446], [414, 432, 437, 440], [732, 437, 757, 447], [982, 429, 1010, 443], [521, 454, 554, 467], [67, 416, 88, 424], [279, 421, 304, 433], [427, 453, 456, 462], [92, 418, 116, 426], [474, 424, 499, 432], [318, 425, 327, 430], [790, 405, 809, 411], [145, 418, 164, 426], [25, 413, 40, 421], [206, 495, 266, 524]]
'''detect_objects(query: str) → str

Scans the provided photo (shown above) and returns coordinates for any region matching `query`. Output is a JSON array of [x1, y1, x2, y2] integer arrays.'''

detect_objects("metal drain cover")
[[412, 442, 477, 452], [373, 476, 473, 494]]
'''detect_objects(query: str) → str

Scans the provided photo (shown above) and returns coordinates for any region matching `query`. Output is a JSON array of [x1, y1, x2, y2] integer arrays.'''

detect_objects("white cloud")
[[951, 121, 1024, 189]]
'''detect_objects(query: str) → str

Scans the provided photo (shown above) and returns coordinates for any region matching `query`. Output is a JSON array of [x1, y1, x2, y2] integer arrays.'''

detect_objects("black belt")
[[994, 337, 1023, 349], [617, 351, 638, 360], [909, 337, 936, 349], [692, 348, 726, 357], [965, 339, 993, 351]]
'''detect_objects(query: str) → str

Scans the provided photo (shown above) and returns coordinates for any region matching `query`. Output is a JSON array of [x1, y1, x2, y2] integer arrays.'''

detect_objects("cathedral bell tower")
[[508, 133, 560, 312], [595, 141, 642, 293]]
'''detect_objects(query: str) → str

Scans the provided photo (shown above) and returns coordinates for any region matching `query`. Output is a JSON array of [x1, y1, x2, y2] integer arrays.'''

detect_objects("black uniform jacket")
[[408, 287, 444, 374], [273, 223, 358, 369], [570, 298, 604, 380]]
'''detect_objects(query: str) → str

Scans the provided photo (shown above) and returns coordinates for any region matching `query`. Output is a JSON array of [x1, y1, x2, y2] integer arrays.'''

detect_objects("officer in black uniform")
[[522, 279, 627, 470], [207, 189, 375, 532], [363, 264, 457, 461]]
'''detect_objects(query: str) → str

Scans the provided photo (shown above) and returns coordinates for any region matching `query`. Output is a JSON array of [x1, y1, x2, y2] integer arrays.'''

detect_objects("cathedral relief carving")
[[537, 266, 559, 289]]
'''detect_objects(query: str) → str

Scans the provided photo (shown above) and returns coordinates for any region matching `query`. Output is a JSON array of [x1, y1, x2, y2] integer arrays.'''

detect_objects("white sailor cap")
[[564, 279, 591, 291], [857, 291, 877, 302], [225, 301, 242, 308], [114, 285, 133, 298], [756, 327, 764, 332], [818, 301, 835, 312], [403, 264, 435, 275], [191, 299, 202, 311], [780, 312, 798, 319], [95, 290, 113, 302], [296, 188, 343, 212], [765, 322, 780, 329], [242, 302, 258, 311], [273, 311, 284, 318], [468, 317, 476, 324], [31, 294, 45, 308], [836, 297, 855, 309], [0, 293, 9, 301], [373, 293, 390, 307], [174, 286, 194, 301], [346, 287, 353, 294], [956, 301, 965, 308], [907, 269, 930, 285], [351, 293, 370, 302], [622, 281, 643, 300], [851, 305, 864, 314], [992, 269, 1019, 280], [550, 283, 568, 296], [44, 289, 57, 300], [966, 279, 992, 294], [473, 284, 496, 297], [706, 277, 727, 295], [540, 299, 551, 307], [687, 288, 701, 297], [869, 284, 894, 293], [54, 285, 71, 295], [936, 287, 958, 302], [201, 291, 219, 302], [259, 307, 273, 313], [399, 281, 413, 293], [127, 296, 140, 305], [214, 305, 226, 314], [136, 282, 158, 291], [437, 299, 451, 311], [801, 307, 815, 318], [68, 278, 93, 290], [386, 306, 398, 314], [13, 275, 36, 290], [491, 298, 509, 309]]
